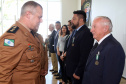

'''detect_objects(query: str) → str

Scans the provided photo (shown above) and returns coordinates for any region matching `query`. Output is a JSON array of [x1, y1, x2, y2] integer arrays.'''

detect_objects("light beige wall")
[[61, 0, 78, 25], [77, 0, 81, 10]]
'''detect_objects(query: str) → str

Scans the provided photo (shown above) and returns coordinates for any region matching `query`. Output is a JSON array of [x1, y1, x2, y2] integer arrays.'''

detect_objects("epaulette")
[[7, 26, 19, 33]]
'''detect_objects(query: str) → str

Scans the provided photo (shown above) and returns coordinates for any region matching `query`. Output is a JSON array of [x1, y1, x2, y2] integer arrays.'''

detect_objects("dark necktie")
[[67, 30, 77, 48], [91, 42, 98, 51], [31, 30, 35, 37]]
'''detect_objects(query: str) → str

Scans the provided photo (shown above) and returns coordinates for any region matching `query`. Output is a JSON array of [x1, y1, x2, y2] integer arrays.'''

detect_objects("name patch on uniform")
[[4, 39, 15, 47], [7, 26, 19, 33]]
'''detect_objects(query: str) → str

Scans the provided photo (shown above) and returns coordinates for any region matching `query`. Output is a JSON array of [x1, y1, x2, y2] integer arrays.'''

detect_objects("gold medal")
[[72, 44, 74, 46], [95, 61, 99, 65]]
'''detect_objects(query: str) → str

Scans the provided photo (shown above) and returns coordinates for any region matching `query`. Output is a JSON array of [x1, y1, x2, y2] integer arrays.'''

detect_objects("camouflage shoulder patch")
[[7, 26, 19, 33]]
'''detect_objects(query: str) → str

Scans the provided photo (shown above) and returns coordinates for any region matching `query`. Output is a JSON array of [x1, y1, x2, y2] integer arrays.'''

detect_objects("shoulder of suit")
[[81, 25, 91, 33], [53, 30, 56, 33], [7, 26, 19, 33], [51, 30, 56, 36]]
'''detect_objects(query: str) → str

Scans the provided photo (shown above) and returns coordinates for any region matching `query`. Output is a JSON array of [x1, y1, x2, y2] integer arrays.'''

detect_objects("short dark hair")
[[55, 21, 61, 24], [68, 20, 71, 25], [73, 10, 86, 23]]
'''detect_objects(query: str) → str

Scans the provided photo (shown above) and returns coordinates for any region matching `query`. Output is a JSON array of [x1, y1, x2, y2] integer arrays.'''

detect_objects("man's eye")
[[38, 16, 42, 19], [93, 26, 95, 28]]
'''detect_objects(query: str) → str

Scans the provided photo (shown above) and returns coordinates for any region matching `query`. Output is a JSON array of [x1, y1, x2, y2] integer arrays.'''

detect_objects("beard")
[[32, 27, 38, 33], [34, 24, 40, 32], [71, 22, 79, 29]]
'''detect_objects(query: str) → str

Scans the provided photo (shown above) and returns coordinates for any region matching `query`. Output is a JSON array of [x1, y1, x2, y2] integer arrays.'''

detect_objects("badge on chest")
[[28, 43, 34, 51], [95, 51, 100, 65], [72, 37, 75, 46]]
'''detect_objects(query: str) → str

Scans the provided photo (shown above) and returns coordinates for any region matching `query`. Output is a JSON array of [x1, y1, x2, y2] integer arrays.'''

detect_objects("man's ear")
[[104, 25, 109, 32], [26, 11, 32, 19], [79, 18, 84, 23]]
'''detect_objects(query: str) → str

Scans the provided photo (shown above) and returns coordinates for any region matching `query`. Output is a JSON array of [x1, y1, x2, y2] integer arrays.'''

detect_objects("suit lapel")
[[67, 30, 76, 48], [51, 30, 55, 37], [86, 44, 103, 66], [86, 35, 113, 66], [67, 25, 86, 48], [55, 30, 59, 40]]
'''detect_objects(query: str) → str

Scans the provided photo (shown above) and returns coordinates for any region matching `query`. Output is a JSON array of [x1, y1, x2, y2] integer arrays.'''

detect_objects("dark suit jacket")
[[49, 30, 56, 53], [66, 25, 94, 79], [82, 34, 125, 84], [54, 30, 59, 53], [64, 35, 70, 52], [63, 35, 70, 62]]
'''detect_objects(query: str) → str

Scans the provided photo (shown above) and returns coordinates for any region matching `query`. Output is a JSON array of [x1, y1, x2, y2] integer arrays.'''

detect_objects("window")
[[0, 0, 2, 36], [0, 0, 61, 40]]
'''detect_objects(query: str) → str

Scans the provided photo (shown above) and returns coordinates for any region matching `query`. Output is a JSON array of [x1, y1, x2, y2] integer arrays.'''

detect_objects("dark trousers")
[[67, 73, 83, 84], [72, 77, 82, 84], [62, 60, 68, 83], [58, 52, 63, 77], [56, 53, 61, 76], [58, 52, 68, 83]]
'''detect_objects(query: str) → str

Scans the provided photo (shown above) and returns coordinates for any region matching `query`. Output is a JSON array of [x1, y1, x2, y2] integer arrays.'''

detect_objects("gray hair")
[[21, 1, 42, 16], [95, 16, 113, 32], [50, 24, 55, 29]]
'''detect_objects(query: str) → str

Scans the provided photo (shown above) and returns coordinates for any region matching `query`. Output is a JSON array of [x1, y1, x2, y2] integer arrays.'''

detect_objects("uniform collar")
[[18, 21, 31, 32]]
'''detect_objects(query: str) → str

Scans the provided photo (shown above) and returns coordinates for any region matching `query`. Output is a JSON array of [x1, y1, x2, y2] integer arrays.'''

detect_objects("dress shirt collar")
[[76, 25, 84, 31], [97, 33, 111, 45]]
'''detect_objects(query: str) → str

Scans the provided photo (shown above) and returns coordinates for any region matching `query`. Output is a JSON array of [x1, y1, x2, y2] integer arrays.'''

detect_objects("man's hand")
[[41, 69, 48, 76], [63, 52, 66, 57], [73, 73, 80, 80], [44, 71, 48, 76], [60, 55, 64, 61]]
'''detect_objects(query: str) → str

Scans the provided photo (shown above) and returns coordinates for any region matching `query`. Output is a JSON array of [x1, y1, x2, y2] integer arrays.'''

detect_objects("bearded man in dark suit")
[[66, 10, 94, 84]]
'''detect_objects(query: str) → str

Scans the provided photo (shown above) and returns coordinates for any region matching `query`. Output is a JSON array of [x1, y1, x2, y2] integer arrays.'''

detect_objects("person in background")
[[48, 24, 58, 74], [36, 33, 48, 84], [45, 35, 51, 57], [66, 10, 94, 84], [0, 1, 43, 84], [57, 25, 69, 84], [54, 21, 62, 79], [60, 20, 73, 84], [82, 16, 125, 84]]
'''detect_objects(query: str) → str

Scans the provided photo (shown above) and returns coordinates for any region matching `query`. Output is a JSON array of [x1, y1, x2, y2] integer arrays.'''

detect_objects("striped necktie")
[[91, 42, 98, 51]]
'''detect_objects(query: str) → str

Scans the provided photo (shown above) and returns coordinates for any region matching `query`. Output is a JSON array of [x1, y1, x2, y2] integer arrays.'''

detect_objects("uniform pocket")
[[25, 51, 41, 65], [26, 51, 39, 59]]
